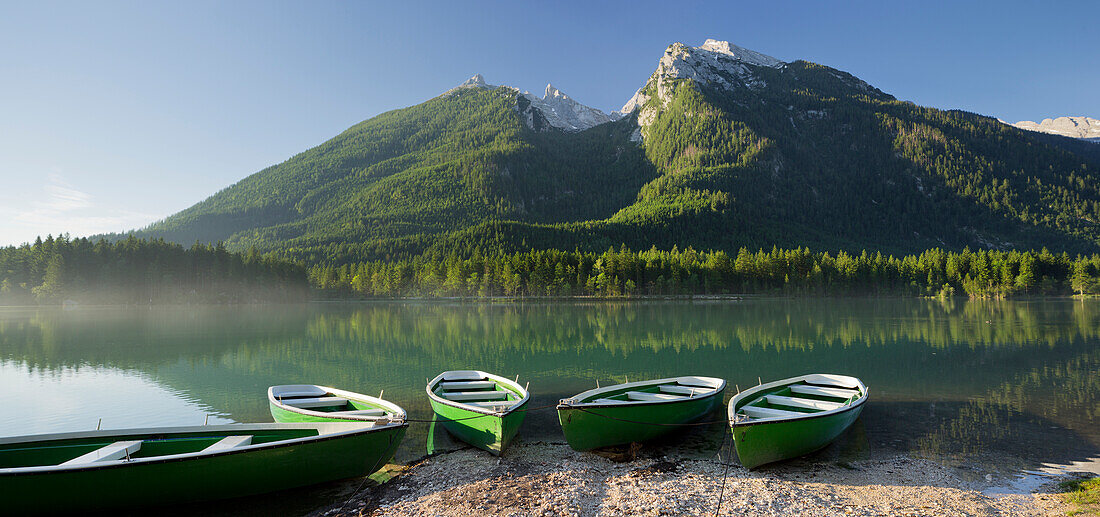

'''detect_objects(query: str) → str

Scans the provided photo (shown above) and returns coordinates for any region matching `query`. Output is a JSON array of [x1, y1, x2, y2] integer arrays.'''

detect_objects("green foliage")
[[1061, 477, 1100, 516], [0, 235, 308, 305], [309, 245, 1100, 300]]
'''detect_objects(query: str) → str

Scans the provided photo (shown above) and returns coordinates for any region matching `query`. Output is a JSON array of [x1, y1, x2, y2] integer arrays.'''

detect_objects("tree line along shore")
[[2, 236, 1099, 305]]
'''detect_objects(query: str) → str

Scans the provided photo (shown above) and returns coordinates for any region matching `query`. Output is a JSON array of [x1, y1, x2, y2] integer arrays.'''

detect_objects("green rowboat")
[[0, 421, 407, 514], [426, 370, 529, 455], [558, 376, 726, 451], [269, 384, 406, 424], [728, 373, 868, 469]]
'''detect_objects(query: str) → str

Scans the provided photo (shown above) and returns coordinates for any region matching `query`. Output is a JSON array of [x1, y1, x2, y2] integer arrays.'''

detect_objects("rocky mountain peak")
[[518, 83, 615, 133], [545, 83, 565, 99], [443, 75, 613, 133], [462, 73, 490, 88], [1007, 116, 1100, 143], [442, 74, 495, 96], [699, 39, 785, 68], [617, 39, 788, 127]]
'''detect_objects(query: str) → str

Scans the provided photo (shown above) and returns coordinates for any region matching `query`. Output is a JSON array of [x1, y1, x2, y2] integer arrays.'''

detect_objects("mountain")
[[445, 74, 616, 132], [132, 39, 1100, 263], [1007, 116, 1100, 143]]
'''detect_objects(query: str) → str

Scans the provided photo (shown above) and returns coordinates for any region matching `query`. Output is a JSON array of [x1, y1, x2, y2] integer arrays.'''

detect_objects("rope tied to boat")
[[399, 403, 560, 423]]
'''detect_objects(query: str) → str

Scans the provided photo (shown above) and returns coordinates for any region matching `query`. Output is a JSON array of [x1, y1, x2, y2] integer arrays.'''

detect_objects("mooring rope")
[[399, 402, 560, 423], [712, 429, 736, 516], [336, 431, 399, 515]]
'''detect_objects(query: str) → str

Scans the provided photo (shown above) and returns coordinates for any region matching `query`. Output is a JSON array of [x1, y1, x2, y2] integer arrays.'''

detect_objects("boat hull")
[[0, 423, 406, 514], [429, 399, 527, 455], [558, 390, 724, 451], [732, 403, 863, 469]]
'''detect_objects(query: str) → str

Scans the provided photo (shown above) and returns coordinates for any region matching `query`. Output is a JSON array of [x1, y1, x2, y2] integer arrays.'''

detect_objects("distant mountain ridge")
[[445, 73, 617, 132], [128, 39, 1100, 263], [1006, 116, 1100, 143]]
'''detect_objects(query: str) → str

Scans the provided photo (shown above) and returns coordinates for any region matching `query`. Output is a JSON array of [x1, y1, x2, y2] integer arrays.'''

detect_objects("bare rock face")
[[443, 74, 616, 133], [519, 83, 616, 132], [1009, 116, 1100, 142], [442, 74, 495, 96], [615, 39, 787, 133]]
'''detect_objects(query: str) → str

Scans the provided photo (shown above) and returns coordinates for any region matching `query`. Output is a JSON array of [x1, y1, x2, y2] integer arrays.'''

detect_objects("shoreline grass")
[[1062, 477, 1100, 516]]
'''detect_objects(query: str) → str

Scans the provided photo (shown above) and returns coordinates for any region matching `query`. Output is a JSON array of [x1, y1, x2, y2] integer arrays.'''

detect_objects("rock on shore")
[[312, 442, 1070, 516]]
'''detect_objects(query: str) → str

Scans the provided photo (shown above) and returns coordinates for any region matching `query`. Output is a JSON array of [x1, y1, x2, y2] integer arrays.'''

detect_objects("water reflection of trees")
[[4, 301, 1098, 368], [300, 299, 1100, 356], [915, 347, 1100, 464], [2, 300, 1097, 465]]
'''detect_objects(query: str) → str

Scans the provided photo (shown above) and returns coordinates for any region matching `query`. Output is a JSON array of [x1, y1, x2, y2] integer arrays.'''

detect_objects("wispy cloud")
[[40, 174, 92, 211], [1, 173, 159, 245]]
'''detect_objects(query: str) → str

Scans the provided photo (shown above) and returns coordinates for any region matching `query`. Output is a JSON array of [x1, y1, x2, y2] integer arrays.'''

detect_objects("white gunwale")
[[268, 385, 407, 423], [728, 373, 868, 426], [426, 370, 530, 416], [559, 376, 726, 407]]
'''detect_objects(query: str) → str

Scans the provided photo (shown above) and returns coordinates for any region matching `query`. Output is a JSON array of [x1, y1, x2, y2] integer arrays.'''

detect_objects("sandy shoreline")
[[310, 442, 1071, 516]]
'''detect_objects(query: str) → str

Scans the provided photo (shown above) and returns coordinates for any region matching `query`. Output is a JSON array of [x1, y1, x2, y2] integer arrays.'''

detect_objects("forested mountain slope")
[[133, 40, 1100, 264]]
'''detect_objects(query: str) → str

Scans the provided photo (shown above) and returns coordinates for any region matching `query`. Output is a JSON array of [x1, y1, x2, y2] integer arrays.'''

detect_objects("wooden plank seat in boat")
[[790, 385, 860, 399], [660, 385, 705, 396], [202, 435, 252, 452], [740, 405, 803, 420], [626, 391, 683, 402], [765, 395, 844, 411], [442, 390, 509, 402], [332, 408, 387, 417], [283, 396, 349, 409], [271, 385, 328, 399], [61, 440, 142, 465], [439, 380, 496, 390], [465, 400, 519, 409], [442, 372, 486, 381]]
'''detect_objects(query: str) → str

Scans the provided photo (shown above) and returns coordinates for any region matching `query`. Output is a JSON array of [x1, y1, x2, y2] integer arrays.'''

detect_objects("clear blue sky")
[[1, 0, 1096, 246]]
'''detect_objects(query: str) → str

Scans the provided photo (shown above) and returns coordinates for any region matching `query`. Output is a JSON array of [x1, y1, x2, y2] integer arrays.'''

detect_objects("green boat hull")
[[558, 391, 724, 451], [732, 404, 863, 469], [429, 399, 527, 455], [0, 423, 406, 514]]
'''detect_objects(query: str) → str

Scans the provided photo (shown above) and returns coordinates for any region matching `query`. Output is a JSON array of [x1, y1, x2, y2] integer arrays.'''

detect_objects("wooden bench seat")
[[333, 408, 387, 417], [766, 395, 843, 412], [626, 391, 683, 402], [740, 405, 804, 420], [271, 385, 328, 399], [790, 385, 860, 399], [62, 440, 142, 465], [660, 385, 704, 396], [442, 390, 509, 401], [202, 435, 252, 452], [283, 396, 348, 409], [442, 372, 486, 382], [439, 381, 496, 390], [465, 400, 519, 409]]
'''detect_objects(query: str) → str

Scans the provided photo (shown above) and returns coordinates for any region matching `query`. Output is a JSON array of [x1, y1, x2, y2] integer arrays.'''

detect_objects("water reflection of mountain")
[[1, 299, 1097, 465]]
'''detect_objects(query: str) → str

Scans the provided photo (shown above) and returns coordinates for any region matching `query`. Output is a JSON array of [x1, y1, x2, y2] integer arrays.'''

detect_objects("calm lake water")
[[1, 298, 1098, 508]]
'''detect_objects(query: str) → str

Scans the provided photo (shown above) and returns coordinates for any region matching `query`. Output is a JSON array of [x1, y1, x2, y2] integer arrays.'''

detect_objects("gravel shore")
[[311, 442, 1070, 516]]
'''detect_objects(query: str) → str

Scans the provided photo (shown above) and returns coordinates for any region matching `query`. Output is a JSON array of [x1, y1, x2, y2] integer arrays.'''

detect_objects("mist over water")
[[1, 299, 1097, 477]]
